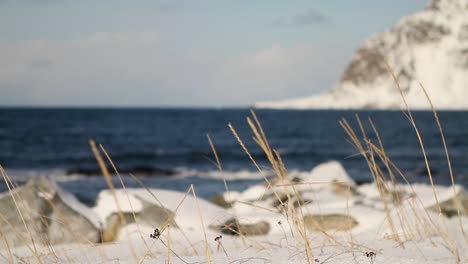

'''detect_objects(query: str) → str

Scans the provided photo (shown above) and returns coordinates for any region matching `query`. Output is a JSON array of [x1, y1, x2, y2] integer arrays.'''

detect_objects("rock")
[[388, 190, 408, 205], [0, 176, 53, 246], [211, 218, 270, 236], [211, 194, 232, 209], [299, 161, 356, 191], [102, 198, 176, 242], [47, 185, 101, 244], [0, 176, 101, 246], [428, 190, 468, 217], [271, 193, 312, 209], [303, 214, 358, 231], [137, 202, 175, 227], [332, 180, 361, 197], [95, 188, 232, 239], [291, 176, 302, 183]]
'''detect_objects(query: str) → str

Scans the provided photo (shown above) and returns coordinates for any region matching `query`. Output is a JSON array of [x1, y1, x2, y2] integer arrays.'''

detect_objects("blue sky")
[[0, 0, 427, 107]]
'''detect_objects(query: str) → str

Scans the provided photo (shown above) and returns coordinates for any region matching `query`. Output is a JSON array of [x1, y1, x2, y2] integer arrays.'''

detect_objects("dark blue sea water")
[[0, 108, 467, 205]]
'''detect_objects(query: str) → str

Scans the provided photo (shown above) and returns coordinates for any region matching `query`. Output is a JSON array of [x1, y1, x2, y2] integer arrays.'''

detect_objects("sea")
[[0, 108, 467, 205]]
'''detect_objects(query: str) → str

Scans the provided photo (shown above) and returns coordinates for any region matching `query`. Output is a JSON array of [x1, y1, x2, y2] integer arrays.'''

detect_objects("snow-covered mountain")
[[256, 0, 468, 110]]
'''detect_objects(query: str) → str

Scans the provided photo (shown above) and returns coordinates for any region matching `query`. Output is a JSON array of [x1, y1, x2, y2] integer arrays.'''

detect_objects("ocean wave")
[[173, 168, 275, 180], [0, 167, 315, 182], [0, 168, 82, 183]]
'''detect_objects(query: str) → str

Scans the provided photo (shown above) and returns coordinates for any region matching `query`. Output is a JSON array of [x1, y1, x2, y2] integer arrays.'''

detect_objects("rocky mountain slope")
[[256, 0, 468, 109]]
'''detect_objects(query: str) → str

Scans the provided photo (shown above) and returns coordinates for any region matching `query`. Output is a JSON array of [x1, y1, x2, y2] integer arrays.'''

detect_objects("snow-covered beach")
[[1, 159, 467, 264]]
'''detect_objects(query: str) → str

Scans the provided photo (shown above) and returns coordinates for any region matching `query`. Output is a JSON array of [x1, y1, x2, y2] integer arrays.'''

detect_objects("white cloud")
[[0, 33, 345, 106], [273, 9, 331, 28], [1, 33, 159, 99], [212, 43, 345, 104]]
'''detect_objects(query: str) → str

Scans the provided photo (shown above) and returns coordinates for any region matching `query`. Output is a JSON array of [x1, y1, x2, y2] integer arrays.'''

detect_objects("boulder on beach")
[[211, 218, 270, 236], [303, 214, 359, 231], [303, 161, 356, 188], [213, 161, 357, 214], [94, 188, 232, 241], [270, 192, 312, 208], [332, 180, 361, 197], [211, 193, 233, 208], [0, 176, 101, 246], [428, 187, 468, 217], [102, 199, 176, 242]]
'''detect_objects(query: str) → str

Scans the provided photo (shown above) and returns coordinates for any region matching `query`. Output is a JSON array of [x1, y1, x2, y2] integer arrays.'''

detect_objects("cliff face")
[[256, 0, 468, 109]]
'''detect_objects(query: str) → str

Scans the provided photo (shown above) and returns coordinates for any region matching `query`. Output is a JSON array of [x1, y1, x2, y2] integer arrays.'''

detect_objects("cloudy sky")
[[0, 0, 427, 107]]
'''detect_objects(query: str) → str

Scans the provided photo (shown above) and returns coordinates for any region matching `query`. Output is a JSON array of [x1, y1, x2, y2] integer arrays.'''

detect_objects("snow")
[[132, 188, 233, 230], [238, 184, 269, 201], [255, 0, 468, 110], [3, 223, 465, 263], [1, 160, 467, 263], [93, 189, 144, 227], [54, 180, 102, 229], [93, 188, 233, 232], [301, 160, 355, 188]]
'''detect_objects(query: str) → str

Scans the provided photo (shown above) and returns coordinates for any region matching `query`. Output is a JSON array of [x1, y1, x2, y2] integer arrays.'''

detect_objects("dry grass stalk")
[[228, 123, 280, 202], [89, 140, 139, 263], [99, 144, 151, 253], [214, 235, 230, 261], [127, 173, 199, 258], [340, 118, 402, 243], [345, 184, 354, 245], [364, 138, 449, 243], [385, 62, 442, 214], [367, 118, 422, 241], [207, 134, 250, 247], [419, 83, 467, 243], [336, 62, 463, 262], [189, 184, 212, 264], [89, 141, 126, 231], [137, 186, 196, 262], [207, 135, 229, 197], [386, 62, 460, 262], [230, 111, 316, 263], [341, 117, 453, 245], [166, 227, 171, 264], [0, 228, 13, 263], [0, 210, 32, 244]]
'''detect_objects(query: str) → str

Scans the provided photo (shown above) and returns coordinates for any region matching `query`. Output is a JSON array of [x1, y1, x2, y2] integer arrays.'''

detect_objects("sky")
[[0, 0, 428, 107]]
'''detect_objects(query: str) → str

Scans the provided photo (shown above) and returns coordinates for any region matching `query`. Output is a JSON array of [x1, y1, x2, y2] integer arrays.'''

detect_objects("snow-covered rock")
[[256, 0, 468, 110], [303, 214, 358, 231], [300, 160, 356, 188], [0, 176, 101, 246], [93, 188, 233, 239]]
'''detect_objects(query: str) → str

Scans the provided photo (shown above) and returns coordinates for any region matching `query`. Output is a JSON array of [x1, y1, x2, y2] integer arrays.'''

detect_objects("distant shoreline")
[[1, 106, 468, 112]]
